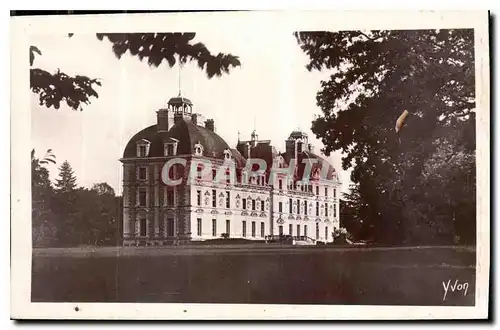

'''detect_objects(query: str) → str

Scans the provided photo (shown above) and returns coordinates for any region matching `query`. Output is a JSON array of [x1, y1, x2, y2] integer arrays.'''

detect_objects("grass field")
[[31, 245, 476, 305]]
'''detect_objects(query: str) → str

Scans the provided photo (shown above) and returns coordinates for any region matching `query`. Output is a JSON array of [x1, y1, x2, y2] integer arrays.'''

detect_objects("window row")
[[137, 188, 175, 207], [195, 190, 267, 211], [277, 179, 336, 197], [277, 223, 332, 240], [277, 199, 337, 217], [197, 219, 265, 238], [195, 166, 267, 186]]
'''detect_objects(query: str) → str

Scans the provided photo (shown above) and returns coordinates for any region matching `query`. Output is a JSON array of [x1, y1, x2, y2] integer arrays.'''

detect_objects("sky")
[[31, 29, 352, 195]]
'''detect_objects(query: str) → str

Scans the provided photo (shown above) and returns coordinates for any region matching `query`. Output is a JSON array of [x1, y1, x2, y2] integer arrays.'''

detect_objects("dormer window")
[[136, 139, 151, 158], [164, 138, 179, 157], [277, 155, 285, 168], [223, 149, 232, 160], [194, 142, 204, 156]]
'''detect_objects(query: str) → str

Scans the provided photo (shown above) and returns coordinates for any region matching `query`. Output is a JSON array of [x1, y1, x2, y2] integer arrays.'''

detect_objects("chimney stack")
[[157, 108, 169, 132], [205, 119, 215, 132], [174, 112, 183, 125], [191, 113, 198, 126]]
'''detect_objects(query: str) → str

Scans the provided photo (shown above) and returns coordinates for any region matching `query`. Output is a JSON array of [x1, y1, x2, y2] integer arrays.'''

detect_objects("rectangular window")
[[197, 165, 202, 179], [138, 145, 147, 157], [304, 201, 308, 215], [138, 167, 147, 180], [212, 189, 216, 207], [325, 203, 328, 217], [260, 222, 265, 237], [325, 226, 328, 240], [242, 221, 247, 237], [316, 223, 319, 239], [334, 189, 337, 198], [316, 202, 319, 216], [212, 219, 217, 237], [304, 225, 308, 237], [197, 190, 201, 206], [197, 218, 202, 236], [166, 218, 174, 237], [297, 224, 301, 237], [243, 198, 247, 210], [296, 199, 300, 214], [334, 204, 337, 217], [226, 191, 230, 208], [252, 199, 256, 211], [252, 221, 256, 237], [289, 198, 292, 213], [226, 220, 230, 236], [261, 200, 265, 211], [139, 189, 147, 206], [278, 179, 282, 190], [279, 225, 283, 235], [325, 187, 328, 197], [166, 144, 174, 156], [289, 224, 293, 236], [278, 202, 283, 213], [316, 186, 319, 196], [167, 188, 174, 206], [139, 216, 147, 236]]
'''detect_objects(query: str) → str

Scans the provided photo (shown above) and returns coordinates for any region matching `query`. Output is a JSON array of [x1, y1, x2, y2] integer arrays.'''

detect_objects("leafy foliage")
[[96, 33, 241, 78], [31, 153, 122, 247], [31, 33, 240, 111], [29, 44, 102, 111], [296, 29, 476, 245], [91, 182, 116, 196], [30, 68, 102, 111]]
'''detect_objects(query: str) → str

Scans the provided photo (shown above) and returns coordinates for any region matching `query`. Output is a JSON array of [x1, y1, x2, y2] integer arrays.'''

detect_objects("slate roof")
[[122, 118, 230, 159]]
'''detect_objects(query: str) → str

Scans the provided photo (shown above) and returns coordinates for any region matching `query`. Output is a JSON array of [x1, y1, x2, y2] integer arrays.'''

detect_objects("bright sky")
[[30, 30, 352, 195]]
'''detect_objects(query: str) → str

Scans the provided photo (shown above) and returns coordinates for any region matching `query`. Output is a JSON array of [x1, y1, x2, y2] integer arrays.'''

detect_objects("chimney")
[[174, 112, 183, 125], [156, 108, 169, 132], [205, 119, 215, 132], [285, 139, 295, 156], [191, 114, 198, 126]]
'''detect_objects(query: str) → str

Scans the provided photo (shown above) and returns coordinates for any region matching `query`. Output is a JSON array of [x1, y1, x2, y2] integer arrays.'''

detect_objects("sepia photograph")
[[10, 10, 490, 320]]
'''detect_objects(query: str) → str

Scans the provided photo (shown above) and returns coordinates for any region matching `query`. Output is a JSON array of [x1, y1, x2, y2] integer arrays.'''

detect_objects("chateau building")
[[120, 93, 341, 246]]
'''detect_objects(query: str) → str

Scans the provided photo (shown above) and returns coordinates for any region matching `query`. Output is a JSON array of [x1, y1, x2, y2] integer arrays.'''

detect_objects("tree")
[[30, 46, 101, 111], [97, 33, 241, 79], [31, 33, 240, 111], [91, 182, 115, 196], [31, 149, 58, 247], [55, 160, 77, 193], [295, 29, 475, 245]]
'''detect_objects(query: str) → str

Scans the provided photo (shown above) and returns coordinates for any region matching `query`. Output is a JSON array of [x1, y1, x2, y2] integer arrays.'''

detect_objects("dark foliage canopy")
[[296, 29, 476, 245], [30, 33, 240, 111]]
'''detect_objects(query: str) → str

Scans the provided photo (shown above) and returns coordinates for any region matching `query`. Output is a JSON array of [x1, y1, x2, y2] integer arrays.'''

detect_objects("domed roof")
[[168, 96, 193, 106], [289, 128, 308, 139], [122, 118, 230, 159]]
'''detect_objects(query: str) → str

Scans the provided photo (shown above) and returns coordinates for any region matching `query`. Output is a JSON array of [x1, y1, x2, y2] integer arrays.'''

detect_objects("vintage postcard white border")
[[10, 10, 490, 320]]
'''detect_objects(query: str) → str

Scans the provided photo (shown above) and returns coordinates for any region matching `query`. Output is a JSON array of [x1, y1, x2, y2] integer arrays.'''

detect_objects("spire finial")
[[178, 57, 183, 97]]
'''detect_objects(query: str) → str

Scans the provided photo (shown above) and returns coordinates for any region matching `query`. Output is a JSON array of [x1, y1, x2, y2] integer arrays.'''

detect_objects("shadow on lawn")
[[31, 246, 476, 305]]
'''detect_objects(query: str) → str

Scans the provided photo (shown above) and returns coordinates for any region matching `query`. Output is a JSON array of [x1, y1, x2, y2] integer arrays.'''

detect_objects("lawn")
[[31, 245, 476, 305]]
